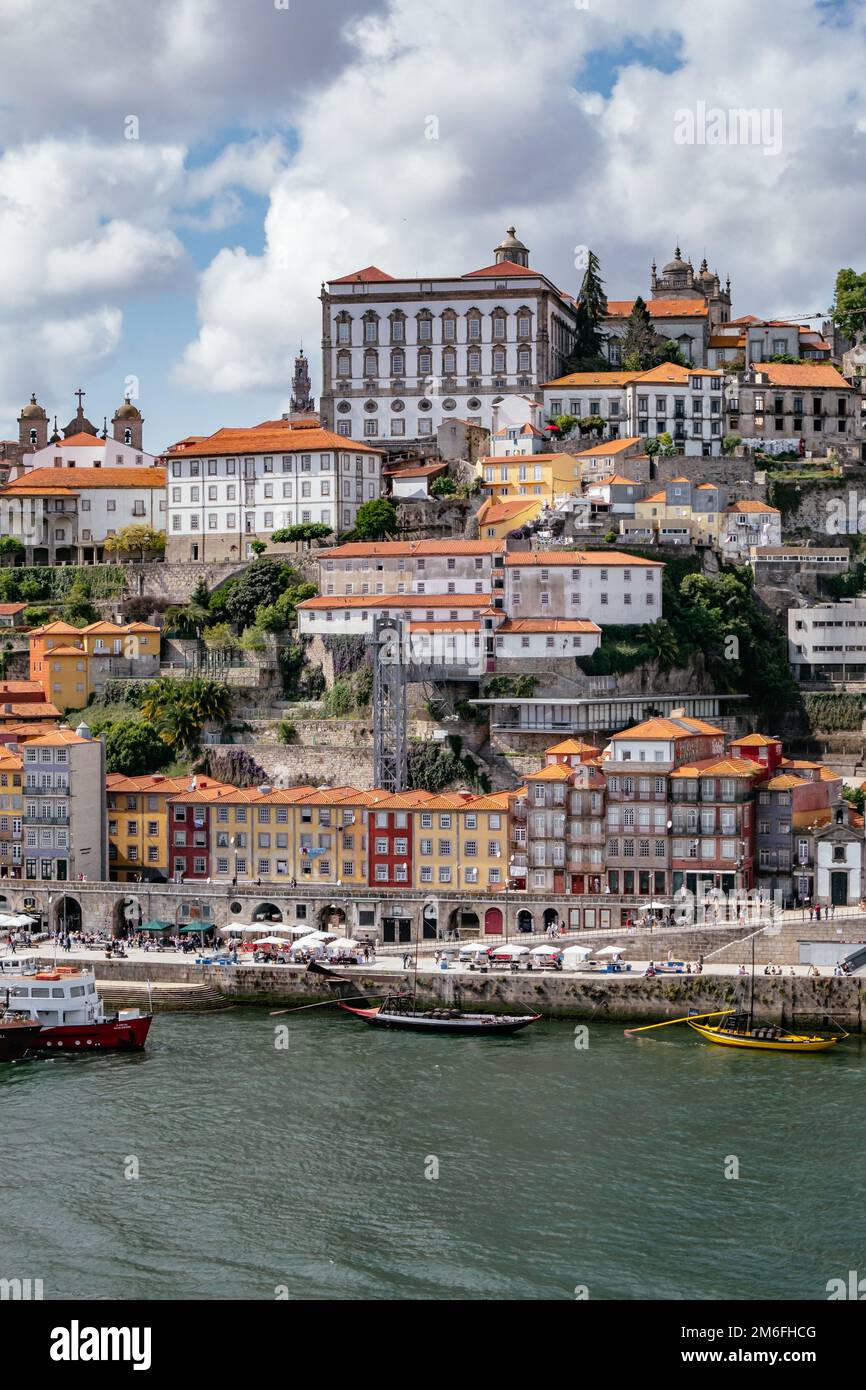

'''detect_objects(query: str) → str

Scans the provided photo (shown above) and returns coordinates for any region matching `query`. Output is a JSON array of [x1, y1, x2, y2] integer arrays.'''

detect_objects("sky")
[[0, 0, 864, 453]]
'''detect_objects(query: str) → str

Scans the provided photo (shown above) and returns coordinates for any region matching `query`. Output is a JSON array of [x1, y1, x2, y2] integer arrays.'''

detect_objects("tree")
[[103, 719, 173, 776], [103, 525, 166, 562], [271, 523, 333, 545], [0, 537, 24, 566], [165, 576, 211, 639], [553, 413, 579, 436], [639, 619, 679, 672], [429, 474, 457, 497], [722, 433, 742, 456], [248, 539, 267, 556], [224, 558, 292, 629], [621, 297, 656, 370], [565, 250, 608, 371], [202, 622, 238, 654], [139, 676, 232, 756], [832, 266, 866, 343], [652, 338, 689, 367], [656, 431, 678, 457], [354, 498, 398, 540]]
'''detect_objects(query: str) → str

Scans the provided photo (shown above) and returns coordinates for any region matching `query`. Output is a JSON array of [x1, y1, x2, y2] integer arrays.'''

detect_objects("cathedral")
[[603, 247, 732, 368], [4, 390, 146, 470]]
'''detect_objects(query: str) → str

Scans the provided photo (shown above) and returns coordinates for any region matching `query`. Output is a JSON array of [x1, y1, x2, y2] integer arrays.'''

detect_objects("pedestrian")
[[816, 903, 821, 922]]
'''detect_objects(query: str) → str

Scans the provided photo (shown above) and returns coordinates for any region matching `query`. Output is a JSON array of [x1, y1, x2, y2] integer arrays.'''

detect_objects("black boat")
[[338, 992, 540, 1034], [0, 1013, 42, 1062]]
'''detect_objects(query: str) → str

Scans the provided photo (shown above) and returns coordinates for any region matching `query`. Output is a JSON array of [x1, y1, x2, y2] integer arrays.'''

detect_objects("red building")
[[167, 785, 235, 881], [367, 792, 431, 889]]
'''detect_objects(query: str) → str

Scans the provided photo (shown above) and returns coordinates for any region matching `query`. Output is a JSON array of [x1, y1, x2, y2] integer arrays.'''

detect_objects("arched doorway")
[[422, 902, 438, 940], [446, 906, 480, 939], [517, 908, 533, 934], [543, 907, 560, 932], [484, 907, 503, 936], [53, 896, 82, 935], [252, 902, 283, 923], [318, 903, 345, 930], [114, 896, 142, 937]]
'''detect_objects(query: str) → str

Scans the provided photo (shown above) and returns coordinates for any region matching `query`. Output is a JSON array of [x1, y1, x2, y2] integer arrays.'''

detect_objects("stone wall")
[[121, 560, 249, 605]]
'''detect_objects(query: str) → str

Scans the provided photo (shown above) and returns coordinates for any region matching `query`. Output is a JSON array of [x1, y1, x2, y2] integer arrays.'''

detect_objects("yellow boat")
[[685, 1010, 843, 1052]]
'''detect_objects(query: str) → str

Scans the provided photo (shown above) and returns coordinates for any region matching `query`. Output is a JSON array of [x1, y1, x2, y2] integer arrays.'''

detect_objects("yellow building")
[[30, 620, 160, 711], [106, 773, 233, 881], [476, 496, 542, 539], [412, 792, 510, 894], [479, 452, 581, 504], [630, 478, 723, 545]]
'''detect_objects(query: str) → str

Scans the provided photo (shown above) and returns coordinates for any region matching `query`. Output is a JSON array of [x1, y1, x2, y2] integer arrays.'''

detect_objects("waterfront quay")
[[28, 938, 866, 1029]]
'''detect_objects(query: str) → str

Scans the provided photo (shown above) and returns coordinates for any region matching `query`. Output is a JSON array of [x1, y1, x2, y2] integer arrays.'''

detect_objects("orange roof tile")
[[545, 738, 602, 756], [58, 433, 106, 448], [749, 362, 852, 389], [525, 762, 574, 781], [2, 466, 165, 492], [605, 299, 708, 319], [463, 259, 543, 279], [729, 733, 781, 747], [408, 620, 481, 632], [165, 425, 380, 459], [611, 716, 724, 741], [504, 549, 662, 568], [670, 757, 763, 779], [543, 370, 642, 388], [573, 437, 642, 457], [497, 618, 601, 634], [330, 266, 397, 284], [725, 500, 780, 514], [476, 497, 540, 525]]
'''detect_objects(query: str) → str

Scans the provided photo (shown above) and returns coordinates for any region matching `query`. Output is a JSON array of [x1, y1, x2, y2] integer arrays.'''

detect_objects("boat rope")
[[624, 1009, 735, 1037], [269, 993, 395, 1018]]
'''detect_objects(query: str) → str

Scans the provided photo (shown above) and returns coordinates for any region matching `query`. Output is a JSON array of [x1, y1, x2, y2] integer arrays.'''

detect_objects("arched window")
[[124, 428, 133, 445], [29, 428, 37, 446]]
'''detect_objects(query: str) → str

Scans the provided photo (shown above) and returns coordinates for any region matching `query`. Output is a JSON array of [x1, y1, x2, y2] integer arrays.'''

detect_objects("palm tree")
[[639, 619, 679, 672]]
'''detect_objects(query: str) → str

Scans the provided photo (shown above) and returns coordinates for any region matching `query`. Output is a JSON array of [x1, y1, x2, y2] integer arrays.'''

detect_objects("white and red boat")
[[4, 967, 152, 1052]]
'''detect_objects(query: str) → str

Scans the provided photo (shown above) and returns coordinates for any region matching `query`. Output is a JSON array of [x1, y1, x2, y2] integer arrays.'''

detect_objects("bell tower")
[[18, 393, 49, 451], [289, 349, 315, 417], [112, 397, 144, 449]]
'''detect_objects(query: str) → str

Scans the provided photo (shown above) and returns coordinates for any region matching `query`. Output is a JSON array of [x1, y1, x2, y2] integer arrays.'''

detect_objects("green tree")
[[621, 296, 656, 370], [271, 523, 333, 545], [652, 338, 689, 367], [139, 676, 232, 756], [655, 431, 678, 457], [248, 539, 267, 556], [831, 266, 866, 343], [224, 558, 292, 629], [354, 498, 398, 540], [0, 537, 24, 566], [165, 576, 211, 639], [565, 250, 608, 371], [103, 525, 166, 562], [638, 619, 679, 671], [103, 719, 173, 776], [722, 433, 742, 456], [202, 622, 238, 653], [429, 474, 457, 497]]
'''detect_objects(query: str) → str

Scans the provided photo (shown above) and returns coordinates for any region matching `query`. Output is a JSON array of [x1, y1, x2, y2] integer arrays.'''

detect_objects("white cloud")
[[176, 0, 866, 398]]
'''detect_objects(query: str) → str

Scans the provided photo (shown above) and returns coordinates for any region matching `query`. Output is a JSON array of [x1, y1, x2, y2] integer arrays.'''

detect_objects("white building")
[[788, 597, 866, 681], [542, 365, 728, 456], [504, 550, 664, 625], [814, 813, 863, 907], [0, 466, 167, 565], [25, 432, 157, 472], [164, 422, 383, 561], [718, 500, 781, 560], [319, 228, 577, 447]]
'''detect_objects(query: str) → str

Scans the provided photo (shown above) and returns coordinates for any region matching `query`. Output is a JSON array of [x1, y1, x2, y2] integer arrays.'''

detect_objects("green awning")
[[179, 923, 209, 933], [140, 920, 173, 932]]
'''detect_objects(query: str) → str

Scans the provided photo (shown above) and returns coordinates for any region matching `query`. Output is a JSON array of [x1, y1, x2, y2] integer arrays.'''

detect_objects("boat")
[[338, 993, 540, 1034], [0, 1013, 43, 1062], [685, 1010, 843, 1052], [3, 968, 152, 1052]]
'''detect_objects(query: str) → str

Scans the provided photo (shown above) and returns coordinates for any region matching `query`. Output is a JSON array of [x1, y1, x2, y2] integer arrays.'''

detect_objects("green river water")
[[2, 1009, 863, 1300]]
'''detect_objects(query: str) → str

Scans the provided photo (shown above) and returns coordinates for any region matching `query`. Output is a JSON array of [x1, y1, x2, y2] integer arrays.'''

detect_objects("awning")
[[179, 923, 209, 934], [140, 920, 173, 932]]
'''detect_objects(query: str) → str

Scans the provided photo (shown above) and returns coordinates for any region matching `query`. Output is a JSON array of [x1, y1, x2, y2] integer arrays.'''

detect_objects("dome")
[[696, 257, 716, 284], [662, 246, 690, 274], [20, 393, 47, 419], [496, 225, 528, 254], [114, 397, 142, 419]]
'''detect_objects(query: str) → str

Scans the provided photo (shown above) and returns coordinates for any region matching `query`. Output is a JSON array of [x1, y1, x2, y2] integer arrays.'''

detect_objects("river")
[[2, 1009, 863, 1300]]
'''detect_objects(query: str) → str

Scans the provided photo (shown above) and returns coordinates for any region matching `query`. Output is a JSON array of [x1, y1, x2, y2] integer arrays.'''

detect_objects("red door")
[[484, 907, 503, 936]]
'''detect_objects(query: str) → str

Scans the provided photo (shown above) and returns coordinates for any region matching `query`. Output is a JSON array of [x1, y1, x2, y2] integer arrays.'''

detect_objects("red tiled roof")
[[505, 549, 663, 568], [605, 299, 708, 319], [320, 540, 503, 558], [165, 426, 380, 458], [1, 466, 165, 492], [749, 362, 853, 389], [463, 260, 543, 279], [330, 266, 397, 284], [299, 594, 491, 611], [497, 618, 601, 634], [58, 433, 106, 448]]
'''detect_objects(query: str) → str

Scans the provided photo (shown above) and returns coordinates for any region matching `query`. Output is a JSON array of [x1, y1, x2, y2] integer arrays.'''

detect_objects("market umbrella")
[[253, 936, 288, 947], [327, 938, 358, 951], [531, 944, 561, 957], [597, 945, 624, 957], [562, 945, 591, 964], [490, 944, 530, 958], [140, 920, 172, 932]]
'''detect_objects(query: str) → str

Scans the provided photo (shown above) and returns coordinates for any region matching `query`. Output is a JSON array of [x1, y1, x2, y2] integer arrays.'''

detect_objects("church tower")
[[18, 393, 49, 450], [494, 226, 530, 268], [112, 397, 144, 449], [289, 350, 315, 417], [62, 389, 99, 439]]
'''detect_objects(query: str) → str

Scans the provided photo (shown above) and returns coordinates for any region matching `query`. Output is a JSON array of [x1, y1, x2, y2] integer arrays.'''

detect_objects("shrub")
[[278, 720, 297, 744]]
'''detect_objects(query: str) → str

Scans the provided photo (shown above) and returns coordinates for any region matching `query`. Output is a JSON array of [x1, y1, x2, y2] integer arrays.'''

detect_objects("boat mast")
[[749, 929, 756, 1030]]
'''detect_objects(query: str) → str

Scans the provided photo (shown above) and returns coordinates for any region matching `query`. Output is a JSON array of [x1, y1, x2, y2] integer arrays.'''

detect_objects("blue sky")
[[0, 0, 864, 454]]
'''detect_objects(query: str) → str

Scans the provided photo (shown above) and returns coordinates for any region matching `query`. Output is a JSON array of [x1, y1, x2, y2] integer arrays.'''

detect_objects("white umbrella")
[[562, 945, 591, 963], [291, 931, 336, 951], [327, 937, 358, 951], [491, 944, 530, 958], [253, 936, 289, 947], [0, 913, 37, 929], [531, 944, 561, 957], [597, 945, 624, 957]]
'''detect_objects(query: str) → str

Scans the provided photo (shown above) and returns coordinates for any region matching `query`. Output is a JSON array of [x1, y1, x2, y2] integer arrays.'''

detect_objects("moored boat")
[[4, 967, 152, 1052], [339, 994, 540, 1034], [685, 1010, 842, 1052], [0, 1014, 43, 1062]]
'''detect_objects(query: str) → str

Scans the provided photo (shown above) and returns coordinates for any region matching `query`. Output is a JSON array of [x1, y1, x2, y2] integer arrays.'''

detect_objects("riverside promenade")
[[26, 940, 866, 1029]]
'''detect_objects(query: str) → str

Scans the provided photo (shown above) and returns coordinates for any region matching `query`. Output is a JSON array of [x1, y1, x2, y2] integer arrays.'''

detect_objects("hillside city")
[[1, 230, 865, 941]]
